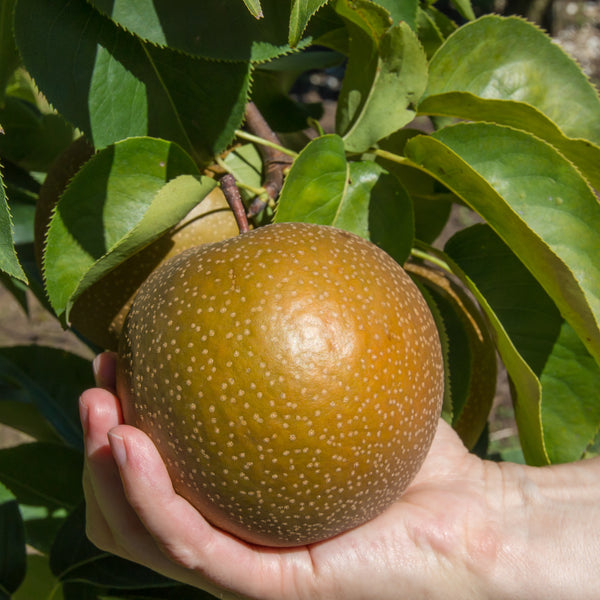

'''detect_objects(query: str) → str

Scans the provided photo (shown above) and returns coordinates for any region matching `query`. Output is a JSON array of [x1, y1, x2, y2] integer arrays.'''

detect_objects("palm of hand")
[[82, 359, 501, 600]]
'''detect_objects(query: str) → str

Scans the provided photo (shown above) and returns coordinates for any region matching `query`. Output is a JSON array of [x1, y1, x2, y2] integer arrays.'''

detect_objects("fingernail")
[[92, 355, 102, 385], [79, 397, 89, 436], [108, 431, 127, 467]]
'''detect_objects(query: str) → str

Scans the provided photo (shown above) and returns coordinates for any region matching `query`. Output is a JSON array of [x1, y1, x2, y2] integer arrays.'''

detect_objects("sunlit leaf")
[[289, 0, 329, 46], [420, 16, 600, 145], [87, 0, 311, 61], [15, 0, 251, 164], [405, 123, 600, 369], [335, 1, 428, 152], [43, 137, 203, 318], [275, 134, 348, 224], [242, 0, 263, 19]]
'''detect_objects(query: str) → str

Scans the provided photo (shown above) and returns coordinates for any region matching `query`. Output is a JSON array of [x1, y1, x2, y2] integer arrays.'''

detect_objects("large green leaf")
[[419, 15, 600, 145], [335, 1, 428, 152], [446, 225, 600, 464], [405, 123, 600, 368], [419, 92, 600, 192], [43, 137, 207, 318], [0, 346, 92, 448], [0, 166, 27, 283], [15, 0, 251, 164], [0, 482, 26, 598], [0, 443, 83, 511], [86, 0, 311, 62]]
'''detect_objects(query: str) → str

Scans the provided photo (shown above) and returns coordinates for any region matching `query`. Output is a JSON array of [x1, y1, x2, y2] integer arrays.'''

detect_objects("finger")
[[92, 352, 118, 391], [80, 389, 155, 560], [107, 424, 301, 599]]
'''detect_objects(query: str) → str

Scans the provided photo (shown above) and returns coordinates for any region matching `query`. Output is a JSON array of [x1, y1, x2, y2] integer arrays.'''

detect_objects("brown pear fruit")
[[67, 187, 241, 350], [34, 138, 240, 350], [116, 222, 444, 547]]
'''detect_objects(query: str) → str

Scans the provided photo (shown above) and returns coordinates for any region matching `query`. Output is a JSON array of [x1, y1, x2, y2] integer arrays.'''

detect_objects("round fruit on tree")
[[35, 138, 241, 351], [116, 222, 444, 547], [67, 187, 241, 351]]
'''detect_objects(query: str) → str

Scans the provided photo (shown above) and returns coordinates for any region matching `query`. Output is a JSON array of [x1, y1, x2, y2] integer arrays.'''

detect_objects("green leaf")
[[418, 245, 547, 464], [275, 135, 413, 262], [420, 16, 600, 145], [0, 97, 74, 172], [349, 161, 414, 266], [420, 92, 600, 192], [275, 134, 348, 224], [0, 167, 27, 283], [0, 482, 26, 597], [446, 225, 600, 464], [371, 0, 418, 29], [0, 346, 93, 448], [0, 443, 83, 511], [0, 0, 20, 103], [87, 0, 311, 62], [15, 0, 251, 164], [449, 0, 475, 21], [242, 0, 263, 19], [538, 322, 600, 463], [376, 128, 453, 243], [335, 1, 428, 152], [289, 0, 329, 46], [405, 123, 600, 369], [415, 6, 453, 59], [43, 137, 203, 318]]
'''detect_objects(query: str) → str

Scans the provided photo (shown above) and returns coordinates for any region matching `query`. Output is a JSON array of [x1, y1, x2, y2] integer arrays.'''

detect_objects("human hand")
[[81, 352, 600, 600]]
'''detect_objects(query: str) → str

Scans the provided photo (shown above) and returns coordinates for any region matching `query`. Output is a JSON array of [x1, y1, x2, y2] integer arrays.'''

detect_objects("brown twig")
[[243, 102, 293, 216], [220, 174, 251, 234]]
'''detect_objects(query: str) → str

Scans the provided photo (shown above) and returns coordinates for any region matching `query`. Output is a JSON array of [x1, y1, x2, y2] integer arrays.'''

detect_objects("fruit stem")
[[220, 174, 251, 234], [215, 156, 271, 200]]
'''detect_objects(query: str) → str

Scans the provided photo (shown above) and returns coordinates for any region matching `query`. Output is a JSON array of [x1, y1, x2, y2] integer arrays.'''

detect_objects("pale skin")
[[81, 352, 600, 600]]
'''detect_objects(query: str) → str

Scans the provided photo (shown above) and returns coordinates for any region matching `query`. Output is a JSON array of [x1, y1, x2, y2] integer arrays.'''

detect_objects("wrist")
[[487, 457, 600, 600]]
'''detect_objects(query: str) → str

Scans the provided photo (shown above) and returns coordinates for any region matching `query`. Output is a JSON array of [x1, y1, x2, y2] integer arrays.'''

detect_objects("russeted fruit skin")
[[116, 222, 444, 547], [67, 188, 240, 350]]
